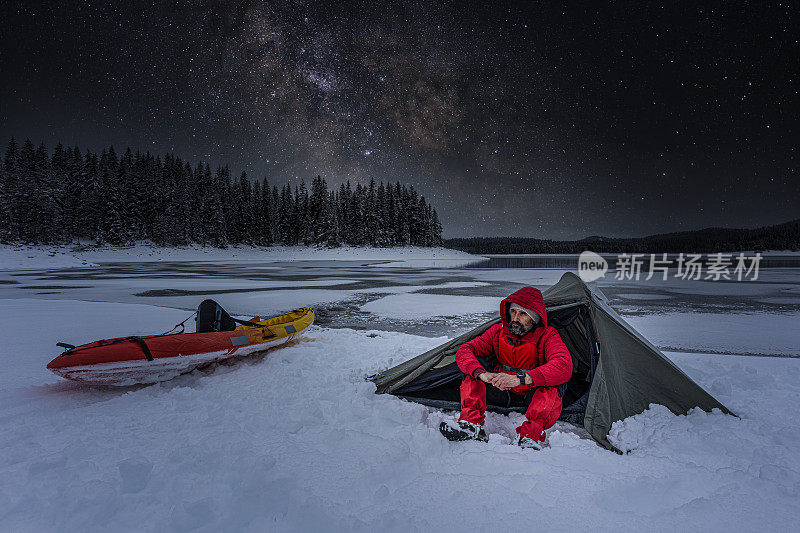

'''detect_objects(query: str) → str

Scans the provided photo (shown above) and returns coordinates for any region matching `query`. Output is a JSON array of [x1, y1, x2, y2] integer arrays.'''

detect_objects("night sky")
[[1, 1, 797, 239]]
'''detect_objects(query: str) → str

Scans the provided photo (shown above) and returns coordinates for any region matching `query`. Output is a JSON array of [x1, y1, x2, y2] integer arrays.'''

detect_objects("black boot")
[[517, 434, 546, 450], [439, 419, 489, 442]]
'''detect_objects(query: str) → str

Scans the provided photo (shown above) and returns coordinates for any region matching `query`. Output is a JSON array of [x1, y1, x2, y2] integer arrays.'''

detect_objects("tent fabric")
[[370, 271, 733, 450]]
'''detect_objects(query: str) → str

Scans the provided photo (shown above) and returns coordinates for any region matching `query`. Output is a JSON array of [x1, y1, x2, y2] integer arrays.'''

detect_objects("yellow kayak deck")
[[234, 307, 315, 344]]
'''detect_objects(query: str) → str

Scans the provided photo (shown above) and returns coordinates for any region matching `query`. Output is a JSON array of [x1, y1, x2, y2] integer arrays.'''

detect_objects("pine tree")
[[395, 182, 410, 246], [188, 161, 206, 244], [49, 142, 68, 242], [309, 175, 328, 245], [152, 153, 173, 245], [365, 178, 377, 246], [252, 178, 263, 245], [1, 138, 19, 241], [97, 146, 128, 245], [343, 181, 357, 245], [407, 185, 421, 245], [297, 181, 311, 246], [210, 166, 229, 247], [126, 151, 147, 241], [337, 182, 348, 244], [431, 206, 443, 246], [37, 142, 60, 243], [278, 183, 292, 245], [139, 153, 161, 242], [225, 168, 240, 244], [351, 183, 366, 245], [15, 140, 40, 243], [270, 185, 279, 245], [0, 136, 447, 249], [57, 146, 81, 242], [386, 182, 398, 246], [178, 161, 194, 244], [219, 166, 235, 245], [421, 200, 433, 246], [232, 172, 251, 245], [76, 150, 101, 241], [115, 148, 136, 241], [260, 178, 273, 246], [325, 190, 340, 247], [375, 182, 390, 246]]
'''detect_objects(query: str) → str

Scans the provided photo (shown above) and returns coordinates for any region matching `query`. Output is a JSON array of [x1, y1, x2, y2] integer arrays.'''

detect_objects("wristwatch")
[[517, 371, 526, 386]]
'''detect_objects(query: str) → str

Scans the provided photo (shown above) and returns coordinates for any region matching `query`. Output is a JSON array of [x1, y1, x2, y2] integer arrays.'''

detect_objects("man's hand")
[[490, 372, 523, 390], [477, 372, 497, 383]]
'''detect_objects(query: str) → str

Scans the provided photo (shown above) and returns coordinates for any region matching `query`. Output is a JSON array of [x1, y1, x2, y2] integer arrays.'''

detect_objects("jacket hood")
[[500, 286, 548, 337]]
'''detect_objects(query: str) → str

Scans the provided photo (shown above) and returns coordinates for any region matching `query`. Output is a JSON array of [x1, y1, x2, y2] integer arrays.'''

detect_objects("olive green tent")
[[370, 272, 733, 451]]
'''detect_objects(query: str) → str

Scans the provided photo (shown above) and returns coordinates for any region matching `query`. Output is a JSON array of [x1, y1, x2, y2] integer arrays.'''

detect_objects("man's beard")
[[508, 320, 529, 336]]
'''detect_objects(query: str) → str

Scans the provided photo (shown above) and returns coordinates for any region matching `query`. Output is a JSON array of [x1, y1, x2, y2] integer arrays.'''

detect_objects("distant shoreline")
[[478, 251, 800, 257], [444, 218, 800, 255]]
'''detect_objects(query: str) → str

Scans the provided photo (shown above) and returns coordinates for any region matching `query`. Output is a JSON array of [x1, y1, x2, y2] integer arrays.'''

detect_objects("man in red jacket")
[[439, 286, 573, 449]]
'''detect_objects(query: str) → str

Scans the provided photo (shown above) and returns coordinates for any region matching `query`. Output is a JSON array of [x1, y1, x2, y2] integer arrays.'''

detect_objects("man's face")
[[508, 307, 538, 336]]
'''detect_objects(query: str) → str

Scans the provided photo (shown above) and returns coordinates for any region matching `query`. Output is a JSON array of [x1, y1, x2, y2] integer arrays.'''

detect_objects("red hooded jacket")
[[454, 286, 573, 391]]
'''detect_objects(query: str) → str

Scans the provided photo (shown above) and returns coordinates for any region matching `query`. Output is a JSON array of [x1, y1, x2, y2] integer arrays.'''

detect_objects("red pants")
[[458, 375, 562, 441]]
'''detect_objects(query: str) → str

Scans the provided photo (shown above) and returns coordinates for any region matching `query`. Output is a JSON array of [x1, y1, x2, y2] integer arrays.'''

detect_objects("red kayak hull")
[[47, 329, 298, 386]]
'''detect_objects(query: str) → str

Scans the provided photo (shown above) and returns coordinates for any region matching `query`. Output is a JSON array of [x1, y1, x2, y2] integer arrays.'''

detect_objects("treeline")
[[445, 219, 800, 254], [0, 138, 443, 247]]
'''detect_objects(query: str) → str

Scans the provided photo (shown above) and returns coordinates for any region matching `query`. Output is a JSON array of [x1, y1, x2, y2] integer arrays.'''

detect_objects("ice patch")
[[352, 280, 490, 294], [627, 311, 800, 356], [616, 293, 672, 300], [360, 293, 498, 320], [756, 297, 800, 305]]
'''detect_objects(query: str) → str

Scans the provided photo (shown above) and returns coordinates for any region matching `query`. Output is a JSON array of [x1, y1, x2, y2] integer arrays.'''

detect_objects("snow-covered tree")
[[0, 136, 446, 249]]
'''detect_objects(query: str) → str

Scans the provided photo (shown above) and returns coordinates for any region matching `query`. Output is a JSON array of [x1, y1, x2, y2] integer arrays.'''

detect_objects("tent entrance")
[[392, 304, 598, 425]]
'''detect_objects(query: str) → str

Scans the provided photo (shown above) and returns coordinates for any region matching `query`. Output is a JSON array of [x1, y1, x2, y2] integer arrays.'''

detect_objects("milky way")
[[1, 1, 797, 238]]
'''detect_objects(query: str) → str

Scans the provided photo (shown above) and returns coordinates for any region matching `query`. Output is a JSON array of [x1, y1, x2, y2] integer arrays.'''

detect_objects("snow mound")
[[608, 403, 737, 453]]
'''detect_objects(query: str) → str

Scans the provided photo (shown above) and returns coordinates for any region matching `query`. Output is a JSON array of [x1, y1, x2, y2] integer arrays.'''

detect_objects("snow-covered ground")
[[0, 243, 484, 270], [1, 250, 799, 531]]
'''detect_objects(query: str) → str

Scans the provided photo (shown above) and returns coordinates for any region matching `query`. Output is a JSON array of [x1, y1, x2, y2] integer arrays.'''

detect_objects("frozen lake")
[[2, 256, 799, 351]]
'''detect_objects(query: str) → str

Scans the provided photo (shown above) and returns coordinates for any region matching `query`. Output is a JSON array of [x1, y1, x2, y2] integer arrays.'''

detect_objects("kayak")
[[46, 305, 314, 386]]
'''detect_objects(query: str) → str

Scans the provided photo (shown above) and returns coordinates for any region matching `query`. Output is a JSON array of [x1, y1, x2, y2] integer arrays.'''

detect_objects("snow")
[[351, 281, 490, 294], [468, 268, 569, 285], [359, 293, 498, 320], [626, 311, 800, 356], [0, 246, 98, 270], [1, 298, 799, 531], [0, 299, 189, 390], [1, 252, 799, 531], [604, 352, 800, 526], [0, 243, 483, 271]]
